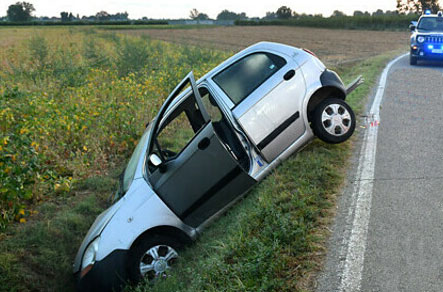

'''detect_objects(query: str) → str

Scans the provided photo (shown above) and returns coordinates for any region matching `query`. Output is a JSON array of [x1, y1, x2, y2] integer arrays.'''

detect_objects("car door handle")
[[283, 69, 296, 81], [198, 137, 211, 150]]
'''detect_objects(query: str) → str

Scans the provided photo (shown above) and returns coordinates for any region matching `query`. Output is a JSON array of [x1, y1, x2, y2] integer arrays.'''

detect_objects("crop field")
[[0, 25, 405, 291], [0, 27, 229, 230], [116, 26, 409, 66]]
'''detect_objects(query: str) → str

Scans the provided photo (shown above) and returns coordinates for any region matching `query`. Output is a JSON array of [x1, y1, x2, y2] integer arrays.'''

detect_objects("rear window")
[[212, 52, 286, 105]]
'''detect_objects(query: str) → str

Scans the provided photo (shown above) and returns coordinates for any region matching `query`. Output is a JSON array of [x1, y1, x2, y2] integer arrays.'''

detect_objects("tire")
[[312, 98, 355, 144], [127, 234, 181, 284], [410, 55, 417, 65]]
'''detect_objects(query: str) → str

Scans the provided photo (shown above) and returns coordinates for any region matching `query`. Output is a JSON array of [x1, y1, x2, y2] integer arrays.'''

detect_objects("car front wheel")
[[312, 98, 355, 144], [410, 55, 417, 65], [127, 234, 181, 284]]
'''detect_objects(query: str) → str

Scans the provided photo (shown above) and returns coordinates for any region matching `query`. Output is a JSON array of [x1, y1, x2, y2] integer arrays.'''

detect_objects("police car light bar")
[[424, 9, 431, 15]]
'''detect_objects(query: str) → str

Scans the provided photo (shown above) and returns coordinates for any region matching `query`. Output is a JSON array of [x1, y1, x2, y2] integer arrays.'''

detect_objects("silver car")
[[73, 42, 362, 291]]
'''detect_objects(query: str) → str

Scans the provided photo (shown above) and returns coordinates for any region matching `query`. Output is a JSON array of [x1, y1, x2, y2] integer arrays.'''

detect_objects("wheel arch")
[[307, 86, 346, 122], [130, 225, 194, 251]]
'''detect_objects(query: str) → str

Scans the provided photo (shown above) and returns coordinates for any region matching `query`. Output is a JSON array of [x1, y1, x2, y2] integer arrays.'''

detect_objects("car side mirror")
[[149, 153, 167, 173], [149, 153, 162, 167], [409, 24, 416, 32]]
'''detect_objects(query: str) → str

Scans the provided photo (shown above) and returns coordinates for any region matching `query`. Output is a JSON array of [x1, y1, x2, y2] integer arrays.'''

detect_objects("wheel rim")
[[321, 104, 352, 136], [139, 245, 178, 279]]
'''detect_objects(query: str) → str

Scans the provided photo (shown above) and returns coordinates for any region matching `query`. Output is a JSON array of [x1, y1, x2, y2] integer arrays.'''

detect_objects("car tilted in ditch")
[[73, 41, 363, 291]]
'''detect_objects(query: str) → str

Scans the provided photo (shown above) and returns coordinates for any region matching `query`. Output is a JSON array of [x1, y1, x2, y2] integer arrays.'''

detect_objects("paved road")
[[317, 55, 443, 292]]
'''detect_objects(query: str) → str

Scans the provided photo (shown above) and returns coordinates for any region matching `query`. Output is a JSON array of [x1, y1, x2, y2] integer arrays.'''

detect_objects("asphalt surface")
[[317, 55, 443, 292]]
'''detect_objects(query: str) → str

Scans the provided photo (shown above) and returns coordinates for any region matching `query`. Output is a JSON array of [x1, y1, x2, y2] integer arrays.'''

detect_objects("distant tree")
[[372, 9, 385, 16], [60, 11, 69, 22], [7, 2, 35, 22], [61, 12, 75, 21], [264, 11, 277, 19], [216, 9, 247, 20], [189, 8, 199, 19], [96, 11, 110, 21], [276, 6, 292, 19], [353, 10, 364, 16], [332, 10, 345, 17], [195, 13, 209, 20], [396, 0, 441, 14]]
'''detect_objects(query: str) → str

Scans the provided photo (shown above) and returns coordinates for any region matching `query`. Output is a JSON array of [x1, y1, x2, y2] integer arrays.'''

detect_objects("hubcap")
[[321, 104, 352, 136], [139, 245, 178, 279]]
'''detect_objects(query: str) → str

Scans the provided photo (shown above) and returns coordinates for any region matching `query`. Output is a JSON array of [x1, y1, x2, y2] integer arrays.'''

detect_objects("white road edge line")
[[338, 53, 408, 292]]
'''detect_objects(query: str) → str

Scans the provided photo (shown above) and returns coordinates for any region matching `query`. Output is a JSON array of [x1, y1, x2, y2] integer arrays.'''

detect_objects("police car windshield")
[[418, 17, 443, 31]]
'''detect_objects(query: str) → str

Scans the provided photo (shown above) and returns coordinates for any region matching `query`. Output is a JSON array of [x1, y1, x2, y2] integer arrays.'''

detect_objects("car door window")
[[155, 96, 205, 160], [200, 88, 223, 123], [199, 87, 250, 171], [212, 52, 286, 105]]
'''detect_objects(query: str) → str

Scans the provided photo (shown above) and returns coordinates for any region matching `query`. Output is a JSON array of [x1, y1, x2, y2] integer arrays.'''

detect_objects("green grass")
[[0, 178, 113, 291], [0, 32, 404, 291]]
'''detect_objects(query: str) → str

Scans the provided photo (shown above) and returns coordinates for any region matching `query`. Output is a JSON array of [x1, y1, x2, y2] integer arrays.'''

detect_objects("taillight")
[[303, 48, 317, 58]]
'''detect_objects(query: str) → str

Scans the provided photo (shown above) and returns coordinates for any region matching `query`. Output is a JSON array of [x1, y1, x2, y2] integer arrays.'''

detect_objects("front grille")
[[425, 36, 443, 43]]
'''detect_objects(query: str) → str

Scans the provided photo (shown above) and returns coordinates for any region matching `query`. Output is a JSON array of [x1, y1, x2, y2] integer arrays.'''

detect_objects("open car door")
[[147, 72, 256, 228]]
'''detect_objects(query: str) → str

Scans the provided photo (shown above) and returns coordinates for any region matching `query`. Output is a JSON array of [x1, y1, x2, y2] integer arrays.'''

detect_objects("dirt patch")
[[115, 26, 409, 66]]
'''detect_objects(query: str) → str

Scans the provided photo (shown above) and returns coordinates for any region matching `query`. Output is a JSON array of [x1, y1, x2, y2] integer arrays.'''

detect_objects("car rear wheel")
[[410, 55, 417, 65], [127, 234, 181, 284], [312, 98, 355, 144]]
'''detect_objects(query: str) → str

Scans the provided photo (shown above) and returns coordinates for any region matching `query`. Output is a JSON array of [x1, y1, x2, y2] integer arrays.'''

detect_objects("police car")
[[410, 10, 443, 65]]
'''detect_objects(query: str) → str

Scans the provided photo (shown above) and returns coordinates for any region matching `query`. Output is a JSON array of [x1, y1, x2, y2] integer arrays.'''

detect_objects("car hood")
[[73, 197, 125, 272], [73, 178, 156, 273], [415, 31, 443, 35]]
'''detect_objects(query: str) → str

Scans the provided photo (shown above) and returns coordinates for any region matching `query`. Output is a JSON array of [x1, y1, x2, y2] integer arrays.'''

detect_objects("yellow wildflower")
[[19, 218, 26, 223]]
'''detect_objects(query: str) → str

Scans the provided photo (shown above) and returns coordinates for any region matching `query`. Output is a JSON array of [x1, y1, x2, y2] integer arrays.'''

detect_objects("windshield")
[[114, 130, 150, 201], [418, 17, 443, 31]]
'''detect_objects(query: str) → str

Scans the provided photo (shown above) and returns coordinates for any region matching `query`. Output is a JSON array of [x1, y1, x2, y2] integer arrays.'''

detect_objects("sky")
[[0, 0, 400, 19]]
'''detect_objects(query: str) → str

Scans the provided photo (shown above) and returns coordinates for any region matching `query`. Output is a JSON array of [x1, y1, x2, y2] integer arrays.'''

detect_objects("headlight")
[[80, 236, 100, 278], [417, 36, 425, 43]]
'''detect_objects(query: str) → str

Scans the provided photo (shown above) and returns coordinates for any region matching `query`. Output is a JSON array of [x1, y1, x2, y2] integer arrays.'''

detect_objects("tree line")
[[2, 0, 442, 24], [3, 2, 131, 22]]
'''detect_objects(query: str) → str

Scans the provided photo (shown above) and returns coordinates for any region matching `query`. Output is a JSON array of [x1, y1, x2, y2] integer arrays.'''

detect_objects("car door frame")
[[146, 72, 256, 228]]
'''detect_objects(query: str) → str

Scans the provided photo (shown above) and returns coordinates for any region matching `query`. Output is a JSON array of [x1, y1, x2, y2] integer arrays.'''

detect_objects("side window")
[[200, 87, 223, 123], [155, 96, 205, 160], [212, 52, 286, 105]]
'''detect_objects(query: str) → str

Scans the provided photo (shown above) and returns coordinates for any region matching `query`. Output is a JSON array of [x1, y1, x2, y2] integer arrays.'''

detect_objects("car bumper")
[[411, 45, 443, 60], [75, 249, 128, 292]]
